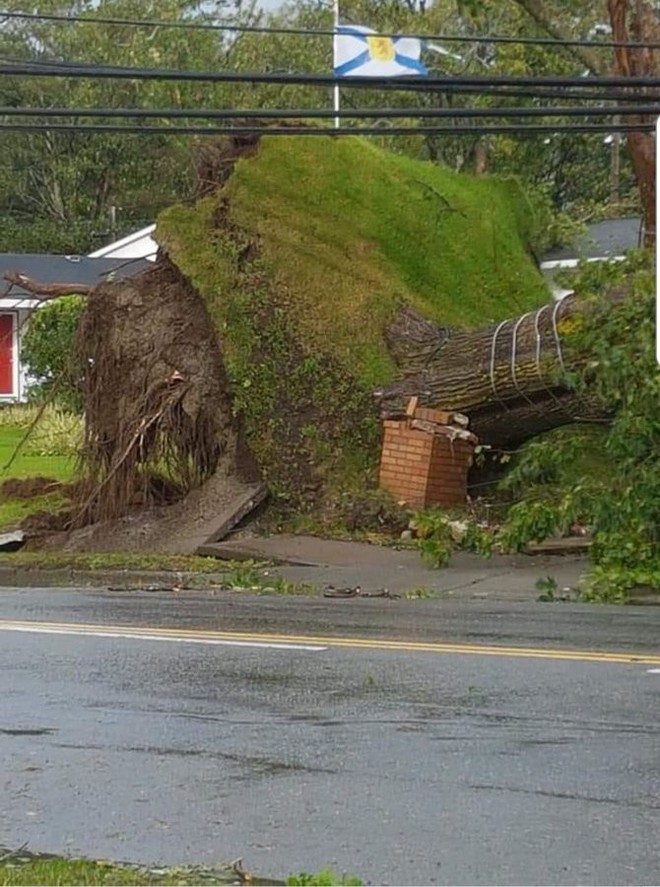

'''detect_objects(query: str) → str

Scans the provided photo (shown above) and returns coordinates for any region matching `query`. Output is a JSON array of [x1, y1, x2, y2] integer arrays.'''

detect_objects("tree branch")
[[2, 272, 92, 300], [510, 0, 603, 74]]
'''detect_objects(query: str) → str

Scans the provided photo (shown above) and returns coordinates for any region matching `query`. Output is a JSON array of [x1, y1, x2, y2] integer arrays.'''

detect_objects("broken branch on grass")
[[0, 842, 30, 863]]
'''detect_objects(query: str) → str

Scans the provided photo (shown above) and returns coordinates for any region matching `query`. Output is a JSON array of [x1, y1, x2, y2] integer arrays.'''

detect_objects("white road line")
[[0, 623, 326, 652], [647, 668, 660, 674]]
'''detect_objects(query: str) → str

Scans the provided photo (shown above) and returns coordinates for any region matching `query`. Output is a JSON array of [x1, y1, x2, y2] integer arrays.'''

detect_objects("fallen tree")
[[375, 292, 625, 448], [8, 135, 638, 541]]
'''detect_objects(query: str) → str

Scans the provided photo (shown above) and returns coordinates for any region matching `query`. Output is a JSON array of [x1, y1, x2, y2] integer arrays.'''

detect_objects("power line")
[[0, 122, 653, 136], [2, 104, 659, 121], [360, 83, 659, 103], [1, 9, 658, 51], [2, 58, 660, 90]]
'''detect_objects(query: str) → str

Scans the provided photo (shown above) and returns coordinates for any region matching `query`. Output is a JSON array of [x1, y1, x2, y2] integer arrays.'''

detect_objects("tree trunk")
[[374, 293, 625, 448], [607, 0, 659, 247]]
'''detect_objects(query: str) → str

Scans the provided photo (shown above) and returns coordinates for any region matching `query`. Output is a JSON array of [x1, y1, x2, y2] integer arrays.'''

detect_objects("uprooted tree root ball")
[[74, 258, 258, 529]]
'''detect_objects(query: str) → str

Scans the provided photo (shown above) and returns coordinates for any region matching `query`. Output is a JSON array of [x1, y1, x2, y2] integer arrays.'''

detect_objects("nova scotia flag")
[[334, 24, 428, 77]]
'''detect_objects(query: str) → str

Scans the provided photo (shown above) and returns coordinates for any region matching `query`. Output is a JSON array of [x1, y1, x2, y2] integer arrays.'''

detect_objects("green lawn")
[[0, 857, 356, 886], [0, 492, 69, 532], [0, 551, 233, 572], [0, 859, 154, 886], [0, 424, 75, 531], [0, 425, 75, 483]]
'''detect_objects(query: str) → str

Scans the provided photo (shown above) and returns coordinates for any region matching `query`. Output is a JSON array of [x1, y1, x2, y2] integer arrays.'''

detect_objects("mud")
[[0, 477, 62, 501]]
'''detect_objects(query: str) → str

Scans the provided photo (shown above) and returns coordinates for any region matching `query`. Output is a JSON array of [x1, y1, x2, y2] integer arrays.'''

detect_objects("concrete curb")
[[0, 567, 234, 590]]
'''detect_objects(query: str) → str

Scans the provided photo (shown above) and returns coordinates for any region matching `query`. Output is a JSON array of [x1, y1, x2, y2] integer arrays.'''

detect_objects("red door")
[[0, 314, 14, 395]]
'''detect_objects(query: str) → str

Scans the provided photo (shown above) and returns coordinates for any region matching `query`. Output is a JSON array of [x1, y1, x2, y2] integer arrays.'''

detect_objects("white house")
[[88, 224, 158, 261], [0, 250, 151, 402], [540, 217, 642, 299]]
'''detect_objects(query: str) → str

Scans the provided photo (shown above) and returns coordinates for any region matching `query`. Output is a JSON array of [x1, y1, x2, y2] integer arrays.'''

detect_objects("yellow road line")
[[0, 619, 659, 664]]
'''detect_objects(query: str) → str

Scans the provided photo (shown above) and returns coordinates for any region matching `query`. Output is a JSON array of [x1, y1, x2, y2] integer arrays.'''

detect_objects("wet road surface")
[[1, 587, 659, 885]]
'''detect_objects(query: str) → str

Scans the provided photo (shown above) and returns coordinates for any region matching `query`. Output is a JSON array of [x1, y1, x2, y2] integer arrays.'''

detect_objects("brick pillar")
[[379, 409, 476, 509]]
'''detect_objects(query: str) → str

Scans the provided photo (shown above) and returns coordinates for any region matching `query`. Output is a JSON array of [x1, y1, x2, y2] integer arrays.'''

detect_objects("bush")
[[21, 296, 86, 413], [497, 250, 660, 601], [23, 406, 84, 457]]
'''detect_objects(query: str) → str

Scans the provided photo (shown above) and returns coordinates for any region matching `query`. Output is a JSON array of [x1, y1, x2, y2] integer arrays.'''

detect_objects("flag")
[[334, 25, 428, 77]]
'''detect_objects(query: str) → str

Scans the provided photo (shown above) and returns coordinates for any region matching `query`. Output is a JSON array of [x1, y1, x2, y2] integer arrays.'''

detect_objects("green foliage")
[[498, 251, 660, 601], [0, 0, 631, 255], [0, 0, 238, 252], [287, 870, 362, 887], [223, 565, 314, 595], [413, 510, 455, 567], [0, 404, 41, 428], [24, 408, 83, 457], [21, 296, 86, 411], [404, 586, 439, 599], [523, 183, 588, 255], [412, 509, 494, 567], [454, 0, 635, 221], [535, 575, 559, 602], [226, 565, 264, 589]]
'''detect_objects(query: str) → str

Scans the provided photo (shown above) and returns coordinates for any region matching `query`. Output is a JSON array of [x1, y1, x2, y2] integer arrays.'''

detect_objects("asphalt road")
[[1, 587, 660, 886]]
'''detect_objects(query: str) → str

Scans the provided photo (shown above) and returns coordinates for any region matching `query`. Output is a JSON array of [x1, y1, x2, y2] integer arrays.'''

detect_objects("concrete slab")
[[197, 534, 423, 568], [0, 531, 25, 553], [195, 533, 589, 599]]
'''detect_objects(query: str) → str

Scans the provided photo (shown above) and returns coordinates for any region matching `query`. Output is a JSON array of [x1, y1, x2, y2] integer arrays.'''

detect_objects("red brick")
[[415, 407, 454, 424]]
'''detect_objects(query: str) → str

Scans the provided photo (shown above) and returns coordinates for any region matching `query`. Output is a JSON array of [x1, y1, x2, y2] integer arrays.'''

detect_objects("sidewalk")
[[199, 534, 589, 598], [0, 534, 586, 602]]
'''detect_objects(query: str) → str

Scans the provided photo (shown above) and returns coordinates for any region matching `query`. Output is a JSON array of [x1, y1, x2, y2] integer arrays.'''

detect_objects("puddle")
[[0, 727, 56, 736]]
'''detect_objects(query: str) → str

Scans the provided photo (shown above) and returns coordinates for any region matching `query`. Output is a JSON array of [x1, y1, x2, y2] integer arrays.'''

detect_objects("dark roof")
[[0, 253, 150, 297], [542, 217, 642, 262]]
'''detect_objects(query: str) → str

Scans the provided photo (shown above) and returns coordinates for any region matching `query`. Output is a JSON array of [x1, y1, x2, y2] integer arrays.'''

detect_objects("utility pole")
[[333, 0, 340, 129], [609, 124, 621, 207]]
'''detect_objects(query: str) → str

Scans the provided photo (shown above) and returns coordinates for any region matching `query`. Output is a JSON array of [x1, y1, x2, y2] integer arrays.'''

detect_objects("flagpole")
[[333, 0, 340, 129]]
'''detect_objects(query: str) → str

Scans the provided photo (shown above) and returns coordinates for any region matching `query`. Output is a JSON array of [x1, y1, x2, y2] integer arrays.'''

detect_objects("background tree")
[[0, 0, 643, 254], [0, 0, 253, 252], [499, 0, 656, 244]]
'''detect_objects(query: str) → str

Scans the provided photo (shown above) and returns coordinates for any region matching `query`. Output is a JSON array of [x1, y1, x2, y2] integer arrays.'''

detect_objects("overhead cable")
[[2, 103, 659, 120], [1, 9, 658, 51], [0, 121, 652, 136], [2, 58, 660, 90]]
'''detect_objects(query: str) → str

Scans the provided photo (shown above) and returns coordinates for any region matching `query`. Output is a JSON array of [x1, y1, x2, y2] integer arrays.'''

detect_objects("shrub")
[[21, 296, 86, 412], [497, 250, 660, 601], [24, 406, 84, 457]]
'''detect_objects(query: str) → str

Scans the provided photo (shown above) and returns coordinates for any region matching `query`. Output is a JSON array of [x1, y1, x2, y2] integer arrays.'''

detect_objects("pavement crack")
[[469, 783, 660, 810], [442, 574, 494, 593], [52, 742, 338, 775]]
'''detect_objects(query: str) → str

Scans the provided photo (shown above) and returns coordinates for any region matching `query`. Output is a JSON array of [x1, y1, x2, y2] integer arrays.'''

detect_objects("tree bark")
[[607, 0, 658, 247], [375, 293, 625, 448]]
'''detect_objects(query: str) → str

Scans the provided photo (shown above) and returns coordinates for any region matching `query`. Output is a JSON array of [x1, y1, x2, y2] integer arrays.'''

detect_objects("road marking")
[[0, 621, 326, 652], [647, 668, 660, 674], [0, 619, 658, 664]]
